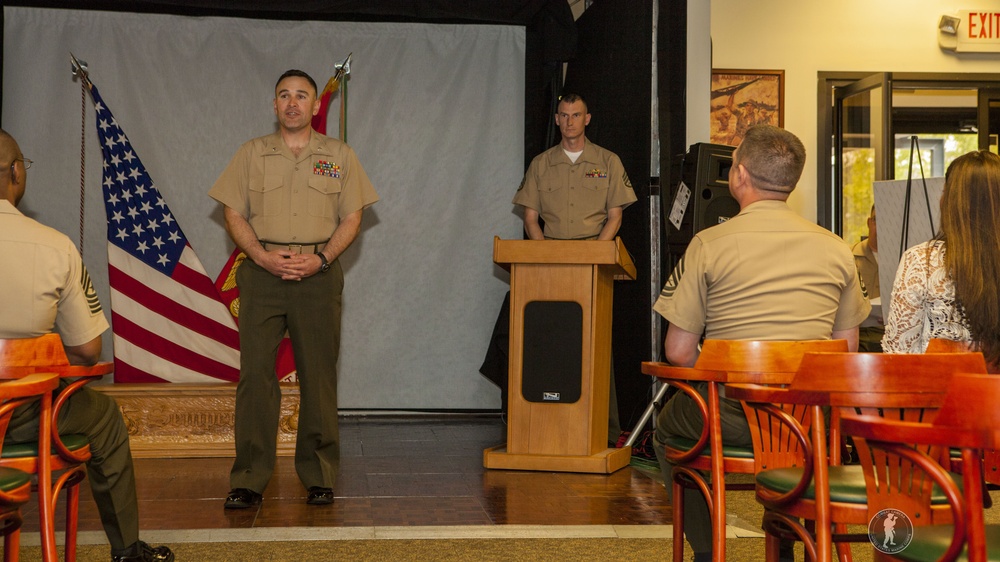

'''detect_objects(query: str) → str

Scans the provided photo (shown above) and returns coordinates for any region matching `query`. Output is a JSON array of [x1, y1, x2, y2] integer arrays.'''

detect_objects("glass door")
[[834, 73, 891, 245], [978, 88, 1000, 153]]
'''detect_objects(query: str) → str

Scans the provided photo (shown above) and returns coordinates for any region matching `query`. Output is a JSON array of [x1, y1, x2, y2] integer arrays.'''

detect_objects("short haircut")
[[734, 124, 806, 193], [0, 128, 17, 165], [557, 92, 588, 113], [275, 69, 318, 96]]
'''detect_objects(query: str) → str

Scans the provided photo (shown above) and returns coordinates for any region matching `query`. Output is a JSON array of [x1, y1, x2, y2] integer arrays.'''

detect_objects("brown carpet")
[[15, 471, 1000, 561], [15, 538, 673, 562]]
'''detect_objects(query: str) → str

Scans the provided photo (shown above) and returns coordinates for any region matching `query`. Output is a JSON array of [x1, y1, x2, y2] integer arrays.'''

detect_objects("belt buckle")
[[288, 244, 303, 255]]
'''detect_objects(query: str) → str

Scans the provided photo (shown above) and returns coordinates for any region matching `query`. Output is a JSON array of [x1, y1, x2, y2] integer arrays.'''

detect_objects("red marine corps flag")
[[213, 54, 352, 381], [77, 66, 241, 383]]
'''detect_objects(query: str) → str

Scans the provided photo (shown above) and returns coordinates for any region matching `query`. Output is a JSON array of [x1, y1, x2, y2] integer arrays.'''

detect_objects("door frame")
[[817, 71, 1000, 233]]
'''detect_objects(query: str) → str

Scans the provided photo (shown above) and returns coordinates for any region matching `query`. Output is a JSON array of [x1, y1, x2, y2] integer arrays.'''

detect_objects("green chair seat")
[[893, 523, 1000, 561], [756, 465, 963, 504], [1, 433, 89, 458], [0, 467, 31, 492], [664, 435, 755, 459]]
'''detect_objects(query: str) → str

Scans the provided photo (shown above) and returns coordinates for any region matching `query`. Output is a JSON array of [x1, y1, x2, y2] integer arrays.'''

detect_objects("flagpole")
[[71, 53, 91, 257], [340, 79, 348, 142], [336, 53, 352, 142]]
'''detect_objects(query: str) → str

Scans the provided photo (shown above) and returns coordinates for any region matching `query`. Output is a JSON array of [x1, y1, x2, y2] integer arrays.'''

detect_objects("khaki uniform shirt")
[[851, 238, 879, 299], [654, 200, 870, 340], [0, 200, 109, 345], [512, 139, 637, 240], [208, 130, 379, 244]]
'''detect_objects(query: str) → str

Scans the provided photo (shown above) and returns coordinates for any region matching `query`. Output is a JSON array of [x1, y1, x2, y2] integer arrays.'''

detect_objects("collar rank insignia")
[[314, 160, 341, 178], [585, 168, 608, 178]]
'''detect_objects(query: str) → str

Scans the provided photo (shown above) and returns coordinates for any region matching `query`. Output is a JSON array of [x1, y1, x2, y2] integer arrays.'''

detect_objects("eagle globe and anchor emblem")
[[868, 509, 914, 555]]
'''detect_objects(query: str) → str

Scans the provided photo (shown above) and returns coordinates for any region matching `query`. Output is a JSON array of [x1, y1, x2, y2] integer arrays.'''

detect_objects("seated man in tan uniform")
[[852, 204, 883, 352], [652, 125, 869, 562], [0, 129, 172, 562]]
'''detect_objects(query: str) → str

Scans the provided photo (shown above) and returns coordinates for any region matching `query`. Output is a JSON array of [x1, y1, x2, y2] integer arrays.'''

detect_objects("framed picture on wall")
[[710, 69, 784, 146]]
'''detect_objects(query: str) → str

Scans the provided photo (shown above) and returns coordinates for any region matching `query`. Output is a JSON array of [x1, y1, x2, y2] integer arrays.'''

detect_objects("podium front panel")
[[507, 263, 598, 456], [521, 301, 582, 403], [486, 238, 629, 472]]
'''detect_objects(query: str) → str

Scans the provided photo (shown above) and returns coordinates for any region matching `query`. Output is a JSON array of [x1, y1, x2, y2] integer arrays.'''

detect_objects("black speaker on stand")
[[627, 143, 741, 443], [666, 143, 739, 260]]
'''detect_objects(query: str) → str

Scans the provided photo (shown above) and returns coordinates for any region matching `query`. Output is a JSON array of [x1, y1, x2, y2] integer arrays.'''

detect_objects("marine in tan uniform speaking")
[[209, 69, 378, 510]]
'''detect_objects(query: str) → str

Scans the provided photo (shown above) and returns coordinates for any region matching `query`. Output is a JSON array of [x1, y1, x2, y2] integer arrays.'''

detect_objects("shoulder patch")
[[623, 171, 633, 190], [80, 265, 104, 315], [516, 176, 526, 192], [659, 255, 685, 299]]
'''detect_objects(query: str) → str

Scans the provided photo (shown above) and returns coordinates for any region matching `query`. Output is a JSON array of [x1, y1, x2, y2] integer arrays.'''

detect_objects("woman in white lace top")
[[883, 150, 1000, 370]]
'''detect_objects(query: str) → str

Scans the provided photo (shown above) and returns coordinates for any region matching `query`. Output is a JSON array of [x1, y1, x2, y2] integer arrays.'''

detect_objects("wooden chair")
[[0, 372, 60, 562], [727, 351, 989, 562], [641, 339, 849, 562], [923, 339, 1000, 489], [926, 338, 972, 353], [927, 338, 999, 373], [0, 334, 114, 562], [840, 373, 1000, 561]]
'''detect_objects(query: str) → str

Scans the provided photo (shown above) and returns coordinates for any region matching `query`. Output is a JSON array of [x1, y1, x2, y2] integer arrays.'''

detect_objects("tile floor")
[[16, 415, 673, 547]]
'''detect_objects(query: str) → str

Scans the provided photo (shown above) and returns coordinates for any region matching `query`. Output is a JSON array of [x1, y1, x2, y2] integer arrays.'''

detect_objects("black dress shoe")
[[224, 487, 262, 509], [111, 540, 174, 562], [307, 486, 334, 505]]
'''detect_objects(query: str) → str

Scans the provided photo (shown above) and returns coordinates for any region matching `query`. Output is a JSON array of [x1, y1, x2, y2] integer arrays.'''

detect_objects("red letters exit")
[[968, 12, 1000, 39]]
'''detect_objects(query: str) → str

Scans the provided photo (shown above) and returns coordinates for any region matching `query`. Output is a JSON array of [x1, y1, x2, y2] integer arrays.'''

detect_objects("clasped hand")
[[261, 250, 321, 281]]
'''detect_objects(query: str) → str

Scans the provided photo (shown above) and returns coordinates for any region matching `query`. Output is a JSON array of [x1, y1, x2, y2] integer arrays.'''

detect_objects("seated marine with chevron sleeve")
[[0, 128, 172, 562]]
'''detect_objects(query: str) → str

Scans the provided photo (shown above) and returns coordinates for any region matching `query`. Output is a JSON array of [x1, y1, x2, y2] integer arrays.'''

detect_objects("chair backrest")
[[692, 340, 848, 474], [926, 338, 973, 353], [792, 352, 988, 411], [842, 374, 1000, 560], [933, 373, 1000, 430], [695, 339, 849, 384], [0, 334, 70, 371], [0, 334, 112, 384], [935, 373, 1000, 508], [795, 352, 990, 522], [926, 338, 998, 373]]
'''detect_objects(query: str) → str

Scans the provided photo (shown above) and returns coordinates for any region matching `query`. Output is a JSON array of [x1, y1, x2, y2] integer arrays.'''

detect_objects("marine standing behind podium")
[[511, 93, 637, 441], [513, 93, 636, 241], [209, 69, 379, 509]]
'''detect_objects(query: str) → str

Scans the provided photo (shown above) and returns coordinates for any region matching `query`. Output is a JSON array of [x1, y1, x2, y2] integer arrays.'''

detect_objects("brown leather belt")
[[260, 240, 328, 254]]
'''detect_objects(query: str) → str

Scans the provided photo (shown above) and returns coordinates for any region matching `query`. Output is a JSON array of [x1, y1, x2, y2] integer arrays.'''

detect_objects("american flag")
[[90, 81, 241, 383]]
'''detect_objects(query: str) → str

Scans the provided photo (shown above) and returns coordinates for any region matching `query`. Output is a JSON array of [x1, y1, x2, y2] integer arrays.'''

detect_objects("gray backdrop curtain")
[[2, 6, 525, 409]]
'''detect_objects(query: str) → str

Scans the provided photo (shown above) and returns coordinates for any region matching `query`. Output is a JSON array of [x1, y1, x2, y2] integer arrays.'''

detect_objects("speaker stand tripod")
[[624, 181, 666, 448]]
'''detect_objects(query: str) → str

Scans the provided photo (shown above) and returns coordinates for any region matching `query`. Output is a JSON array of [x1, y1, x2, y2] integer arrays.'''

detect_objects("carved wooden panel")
[[96, 383, 301, 458]]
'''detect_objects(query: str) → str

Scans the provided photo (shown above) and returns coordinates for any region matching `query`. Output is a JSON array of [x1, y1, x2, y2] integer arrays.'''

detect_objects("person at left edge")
[[0, 129, 173, 562], [209, 69, 379, 509]]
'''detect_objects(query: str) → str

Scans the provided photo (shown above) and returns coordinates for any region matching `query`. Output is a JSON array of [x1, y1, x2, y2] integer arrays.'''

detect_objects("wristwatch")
[[318, 253, 331, 273]]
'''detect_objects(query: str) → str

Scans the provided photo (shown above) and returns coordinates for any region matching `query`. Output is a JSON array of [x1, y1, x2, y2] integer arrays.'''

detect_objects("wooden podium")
[[484, 236, 636, 473]]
